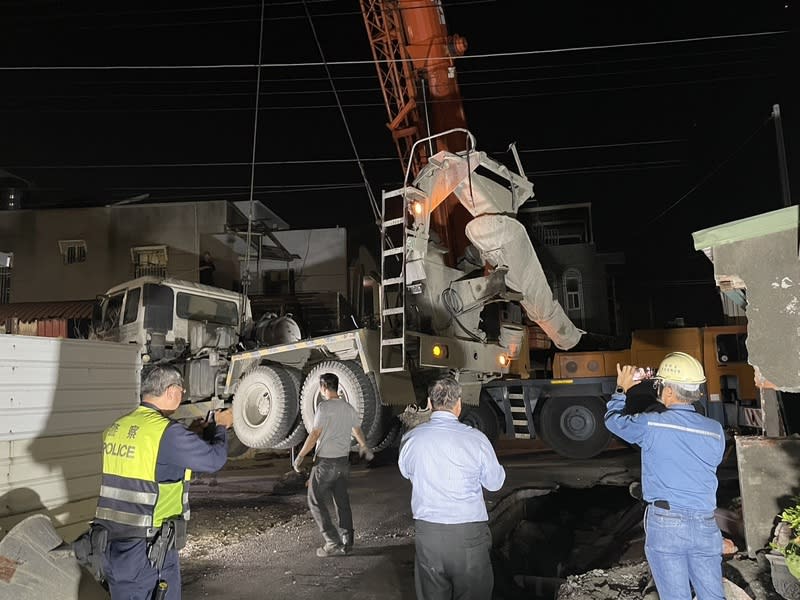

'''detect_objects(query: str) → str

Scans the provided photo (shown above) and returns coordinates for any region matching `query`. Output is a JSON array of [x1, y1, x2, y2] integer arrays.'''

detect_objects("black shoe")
[[341, 530, 354, 554]]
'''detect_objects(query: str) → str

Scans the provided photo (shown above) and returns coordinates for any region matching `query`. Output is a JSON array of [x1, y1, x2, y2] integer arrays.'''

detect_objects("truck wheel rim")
[[243, 383, 271, 427], [560, 405, 595, 441]]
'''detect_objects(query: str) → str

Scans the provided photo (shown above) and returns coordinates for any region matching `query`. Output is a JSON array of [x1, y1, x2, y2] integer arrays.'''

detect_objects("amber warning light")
[[432, 344, 448, 358]]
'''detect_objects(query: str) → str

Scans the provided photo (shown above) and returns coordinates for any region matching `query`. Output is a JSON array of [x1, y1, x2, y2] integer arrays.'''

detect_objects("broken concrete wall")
[[693, 206, 800, 392]]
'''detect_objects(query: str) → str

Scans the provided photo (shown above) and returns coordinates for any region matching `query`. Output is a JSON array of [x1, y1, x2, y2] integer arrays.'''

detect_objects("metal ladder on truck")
[[379, 187, 417, 373]]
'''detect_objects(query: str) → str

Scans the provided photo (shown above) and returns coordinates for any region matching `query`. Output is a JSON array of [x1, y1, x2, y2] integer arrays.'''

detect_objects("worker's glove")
[[359, 446, 374, 462], [293, 455, 305, 473]]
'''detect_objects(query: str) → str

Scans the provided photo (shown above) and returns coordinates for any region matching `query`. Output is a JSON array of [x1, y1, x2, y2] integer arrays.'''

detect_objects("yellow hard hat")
[[655, 352, 706, 384]]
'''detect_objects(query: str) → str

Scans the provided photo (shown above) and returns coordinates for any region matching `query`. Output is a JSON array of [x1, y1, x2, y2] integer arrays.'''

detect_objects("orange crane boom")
[[360, 0, 472, 263]]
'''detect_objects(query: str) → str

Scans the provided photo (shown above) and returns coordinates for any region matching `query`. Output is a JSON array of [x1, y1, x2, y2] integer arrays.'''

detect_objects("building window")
[[0, 252, 12, 304], [563, 268, 585, 327], [131, 246, 168, 278], [58, 240, 87, 264]]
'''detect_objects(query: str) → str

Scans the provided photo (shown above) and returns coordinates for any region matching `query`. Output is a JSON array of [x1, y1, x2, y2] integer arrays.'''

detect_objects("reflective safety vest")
[[95, 405, 191, 536]]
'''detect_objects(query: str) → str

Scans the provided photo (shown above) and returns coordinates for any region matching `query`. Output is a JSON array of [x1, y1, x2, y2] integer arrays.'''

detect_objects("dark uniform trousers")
[[103, 539, 181, 600], [414, 520, 493, 600], [307, 456, 353, 545]]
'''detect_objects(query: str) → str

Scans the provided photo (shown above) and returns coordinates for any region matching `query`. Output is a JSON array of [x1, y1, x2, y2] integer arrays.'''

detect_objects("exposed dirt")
[[556, 563, 653, 600], [175, 450, 787, 600], [555, 557, 785, 600]]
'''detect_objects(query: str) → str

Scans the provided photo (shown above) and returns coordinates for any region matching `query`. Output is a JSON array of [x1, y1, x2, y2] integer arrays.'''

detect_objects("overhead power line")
[[5, 56, 770, 102], [22, 44, 777, 89], [3, 0, 489, 26], [0, 71, 775, 113], [0, 30, 786, 71], [300, 0, 381, 224], [3, 139, 685, 170], [644, 117, 771, 226]]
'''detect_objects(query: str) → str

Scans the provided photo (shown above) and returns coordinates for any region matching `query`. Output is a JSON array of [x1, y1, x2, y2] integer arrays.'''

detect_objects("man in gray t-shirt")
[[293, 372, 374, 556]]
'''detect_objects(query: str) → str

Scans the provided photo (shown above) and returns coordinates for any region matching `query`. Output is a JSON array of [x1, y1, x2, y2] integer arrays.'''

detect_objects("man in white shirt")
[[399, 376, 506, 599]]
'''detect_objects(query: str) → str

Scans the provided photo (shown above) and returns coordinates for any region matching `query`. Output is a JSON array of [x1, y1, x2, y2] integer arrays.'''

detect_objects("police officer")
[[605, 353, 725, 600], [94, 365, 233, 599]]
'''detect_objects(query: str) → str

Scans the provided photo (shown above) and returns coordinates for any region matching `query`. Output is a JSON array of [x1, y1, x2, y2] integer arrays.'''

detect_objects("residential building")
[[0, 200, 292, 305], [518, 202, 625, 336]]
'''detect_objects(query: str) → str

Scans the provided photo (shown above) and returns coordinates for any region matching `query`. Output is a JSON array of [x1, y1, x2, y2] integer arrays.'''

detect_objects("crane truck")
[[91, 0, 755, 460], [89, 0, 596, 457]]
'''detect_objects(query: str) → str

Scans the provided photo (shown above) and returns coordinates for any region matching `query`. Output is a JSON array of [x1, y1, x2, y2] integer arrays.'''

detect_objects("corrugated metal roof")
[[0, 300, 95, 322]]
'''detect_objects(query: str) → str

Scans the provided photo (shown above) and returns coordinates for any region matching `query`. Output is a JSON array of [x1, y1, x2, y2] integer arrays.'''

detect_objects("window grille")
[[0, 252, 12, 304], [562, 267, 585, 327], [131, 246, 168, 278], [58, 240, 88, 264]]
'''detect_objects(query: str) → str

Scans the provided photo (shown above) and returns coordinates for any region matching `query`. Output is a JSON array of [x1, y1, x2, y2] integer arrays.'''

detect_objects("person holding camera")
[[293, 372, 374, 557], [93, 365, 232, 599], [605, 354, 725, 600]]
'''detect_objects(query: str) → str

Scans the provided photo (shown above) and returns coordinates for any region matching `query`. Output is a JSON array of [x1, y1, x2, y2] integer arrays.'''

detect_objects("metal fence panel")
[[0, 336, 140, 540]]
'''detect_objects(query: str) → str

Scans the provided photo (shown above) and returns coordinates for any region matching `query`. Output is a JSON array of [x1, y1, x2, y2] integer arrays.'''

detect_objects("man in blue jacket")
[[605, 353, 725, 600]]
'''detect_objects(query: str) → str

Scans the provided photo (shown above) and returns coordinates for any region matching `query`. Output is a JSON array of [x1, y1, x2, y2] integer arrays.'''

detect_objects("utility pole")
[[772, 104, 792, 207]]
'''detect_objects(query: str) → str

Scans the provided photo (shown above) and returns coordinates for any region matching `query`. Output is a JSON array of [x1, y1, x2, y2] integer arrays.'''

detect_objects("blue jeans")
[[644, 505, 724, 600]]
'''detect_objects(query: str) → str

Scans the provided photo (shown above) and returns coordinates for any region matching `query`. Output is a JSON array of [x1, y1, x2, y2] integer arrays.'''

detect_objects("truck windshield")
[[176, 292, 239, 326], [101, 293, 124, 331]]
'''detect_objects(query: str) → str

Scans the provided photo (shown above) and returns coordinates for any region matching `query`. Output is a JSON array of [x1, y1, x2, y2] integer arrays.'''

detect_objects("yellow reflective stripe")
[[95, 506, 153, 528], [99, 485, 157, 506]]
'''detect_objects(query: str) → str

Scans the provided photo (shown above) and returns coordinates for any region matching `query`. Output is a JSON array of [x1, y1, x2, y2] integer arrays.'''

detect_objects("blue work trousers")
[[103, 538, 181, 600], [644, 504, 724, 600]]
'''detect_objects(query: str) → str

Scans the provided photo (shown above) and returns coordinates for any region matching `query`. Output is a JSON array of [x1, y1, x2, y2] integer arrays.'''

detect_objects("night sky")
[[1, 0, 797, 325]]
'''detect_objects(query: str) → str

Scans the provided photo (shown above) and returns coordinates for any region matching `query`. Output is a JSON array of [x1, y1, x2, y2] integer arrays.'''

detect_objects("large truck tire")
[[270, 366, 306, 450], [282, 365, 302, 424], [364, 372, 389, 448], [271, 416, 307, 450], [460, 392, 501, 443], [233, 365, 296, 449], [300, 360, 377, 438], [539, 396, 611, 459]]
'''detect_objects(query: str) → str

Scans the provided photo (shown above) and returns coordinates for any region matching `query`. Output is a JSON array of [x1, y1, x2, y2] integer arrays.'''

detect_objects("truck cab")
[[92, 277, 250, 402]]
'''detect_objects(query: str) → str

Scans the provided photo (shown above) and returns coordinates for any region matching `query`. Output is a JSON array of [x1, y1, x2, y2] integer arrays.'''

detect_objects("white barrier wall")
[[0, 335, 140, 541]]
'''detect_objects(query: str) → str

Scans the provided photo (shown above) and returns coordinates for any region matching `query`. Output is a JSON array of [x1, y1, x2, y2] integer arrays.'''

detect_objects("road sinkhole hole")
[[490, 485, 646, 600]]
